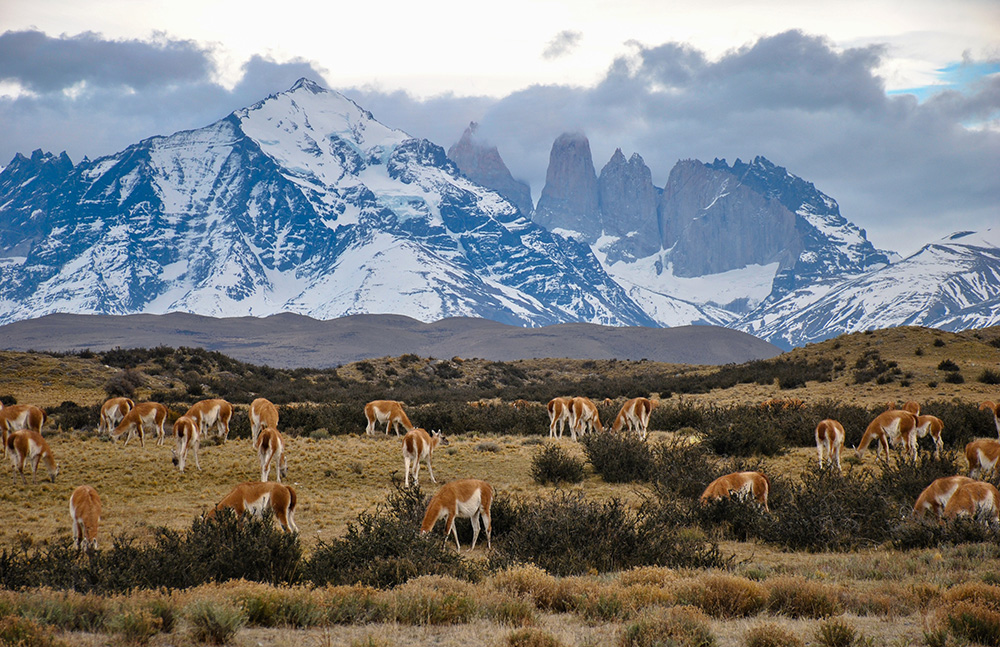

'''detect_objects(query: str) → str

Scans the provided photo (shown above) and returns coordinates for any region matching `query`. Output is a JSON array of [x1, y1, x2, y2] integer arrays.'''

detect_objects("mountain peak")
[[288, 77, 327, 94], [448, 122, 533, 216]]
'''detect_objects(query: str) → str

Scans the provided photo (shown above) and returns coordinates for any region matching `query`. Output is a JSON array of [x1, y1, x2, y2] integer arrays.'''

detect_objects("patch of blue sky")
[[889, 60, 1000, 102]]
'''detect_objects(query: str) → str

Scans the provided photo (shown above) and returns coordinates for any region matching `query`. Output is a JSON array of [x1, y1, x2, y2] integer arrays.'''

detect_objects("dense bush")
[[0, 510, 301, 593], [47, 401, 100, 431], [530, 443, 585, 485], [700, 406, 788, 457], [491, 492, 726, 576], [104, 369, 146, 400], [305, 484, 474, 588], [649, 436, 720, 499], [618, 606, 717, 647], [979, 369, 1000, 385], [582, 433, 654, 483]]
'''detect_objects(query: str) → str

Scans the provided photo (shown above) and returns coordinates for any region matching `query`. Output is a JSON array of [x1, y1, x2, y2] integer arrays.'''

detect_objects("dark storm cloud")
[[0, 29, 212, 92], [0, 30, 331, 166], [354, 30, 998, 254], [542, 30, 583, 59], [1, 29, 996, 254]]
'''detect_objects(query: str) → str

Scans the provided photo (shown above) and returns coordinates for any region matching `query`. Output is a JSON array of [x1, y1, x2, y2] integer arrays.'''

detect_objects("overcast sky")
[[2, 0, 998, 256]]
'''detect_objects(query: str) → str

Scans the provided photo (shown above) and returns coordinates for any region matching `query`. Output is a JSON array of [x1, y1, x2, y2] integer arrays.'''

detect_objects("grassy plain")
[[2, 325, 1000, 646]]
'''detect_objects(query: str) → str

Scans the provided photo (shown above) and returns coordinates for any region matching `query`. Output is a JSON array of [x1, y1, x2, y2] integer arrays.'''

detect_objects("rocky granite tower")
[[532, 132, 600, 240], [597, 149, 660, 261], [447, 123, 533, 217]]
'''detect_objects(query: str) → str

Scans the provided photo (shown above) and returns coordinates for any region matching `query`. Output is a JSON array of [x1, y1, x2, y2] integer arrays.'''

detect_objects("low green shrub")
[[744, 622, 805, 647], [491, 492, 725, 576], [507, 627, 566, 647], [184, 598, 246, 645], [582, 432, 654, 483], [106, 607, 163, 645], [813, 618, 857, 647], [619, 605, 716, 647], [766, 576, 841, 618], [0, 615, 68, 647], [678, 574, 767, 618], [304, 486, 473, 588], [530, 443, 584, 485]]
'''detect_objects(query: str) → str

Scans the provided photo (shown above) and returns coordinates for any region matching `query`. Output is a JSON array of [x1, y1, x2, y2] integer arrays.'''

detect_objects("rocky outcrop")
[[532, 132, 600, 240], [658, 160, 802, 277], [447, 123, 533, 217], [0, 149, 73, 255], [597, 149, 660, 261]]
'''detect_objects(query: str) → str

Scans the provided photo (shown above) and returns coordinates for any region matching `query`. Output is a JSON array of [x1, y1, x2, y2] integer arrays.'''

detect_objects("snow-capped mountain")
[[740, 229, 1000, 347], [1, 79, 997, 349], [0, 79, 662, 328]]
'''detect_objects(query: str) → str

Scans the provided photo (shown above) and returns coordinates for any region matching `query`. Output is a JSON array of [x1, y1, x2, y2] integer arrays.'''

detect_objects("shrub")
[[507, 627, 566, 647], [978, 369, 1000, 385], [700, 406, 788, 456], [492, 493, 725, 576], [389, 576, 477, 625], [943, 602, 1000, 646], [938, 359, 960, 371], [678, 574, 767, 618], [304, 485, 472, 588], [762, 467, 902, 551], [618, 606, 717, 647], [649, 436, 719, 499], [0, 616, 68, 647], [0, 510, 302, 593], [321, 585, 385, 625], [48, 401, 99, 431], [582, 432, 654, 483], [934, 338, 946, 347], [235, 585, 325, 628], [105, 368, 146, 399], [814, 618, 857, 647], [106, 607, 163, 645], [766, 576, 841, 618], [944, 372, 965, 384], [530, 443, 584, 485], [744, 622, 805, 647], [184, 599, 246, 644]]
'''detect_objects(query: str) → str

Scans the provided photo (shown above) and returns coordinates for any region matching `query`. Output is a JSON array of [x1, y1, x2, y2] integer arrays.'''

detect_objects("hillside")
[[0, 312, 781, 368], [2, 325, 1000, 647]]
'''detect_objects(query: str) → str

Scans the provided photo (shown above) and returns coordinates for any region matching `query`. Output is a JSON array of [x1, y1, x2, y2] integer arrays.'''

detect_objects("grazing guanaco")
[[700, 471, 770, 512], [402, 427, 447, 487], [69, 485, 101, 550], [815, 419, 845, 471], [7, 430, 58, 485], [420, 479, 493, 551], [208, 482, 298, 532], [249, 398, 279, 443], [364, 400, 414, 436]]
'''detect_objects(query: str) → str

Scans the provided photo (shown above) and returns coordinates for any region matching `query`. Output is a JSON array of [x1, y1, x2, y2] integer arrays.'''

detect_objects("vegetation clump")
[[530, 443, 585, 485]]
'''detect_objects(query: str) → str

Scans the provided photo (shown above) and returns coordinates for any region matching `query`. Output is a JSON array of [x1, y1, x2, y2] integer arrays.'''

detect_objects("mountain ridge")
[[0, 312, 782, 368]]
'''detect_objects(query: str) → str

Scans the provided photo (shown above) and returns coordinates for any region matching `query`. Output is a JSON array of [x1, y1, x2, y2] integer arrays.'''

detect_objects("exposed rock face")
[[0, 149, 73, 255], [532, 132, 600, 240], [597, 149, 660, 261], [447, 123, 533, 217], [658, 160, 801, 277]]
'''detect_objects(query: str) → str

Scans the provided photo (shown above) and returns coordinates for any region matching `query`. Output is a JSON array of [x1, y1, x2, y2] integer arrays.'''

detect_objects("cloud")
[[0, 29, 996, 257], [0, 30, 331, 166], [0, 29, 213, 92], [542, 30, 583, 60], [360, 30, 999, 256]]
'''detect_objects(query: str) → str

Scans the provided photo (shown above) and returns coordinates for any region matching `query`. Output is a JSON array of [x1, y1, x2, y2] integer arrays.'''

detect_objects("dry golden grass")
[[0, 428, 650, 549], [2, 325, 1000, 647]]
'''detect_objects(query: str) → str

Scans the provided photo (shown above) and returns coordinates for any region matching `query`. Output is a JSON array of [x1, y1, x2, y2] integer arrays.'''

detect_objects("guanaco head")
[[432, 429, 449, 448]]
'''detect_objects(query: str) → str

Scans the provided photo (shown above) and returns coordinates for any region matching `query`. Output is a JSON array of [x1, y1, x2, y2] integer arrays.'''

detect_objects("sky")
[[1, 0, 998, 257]]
